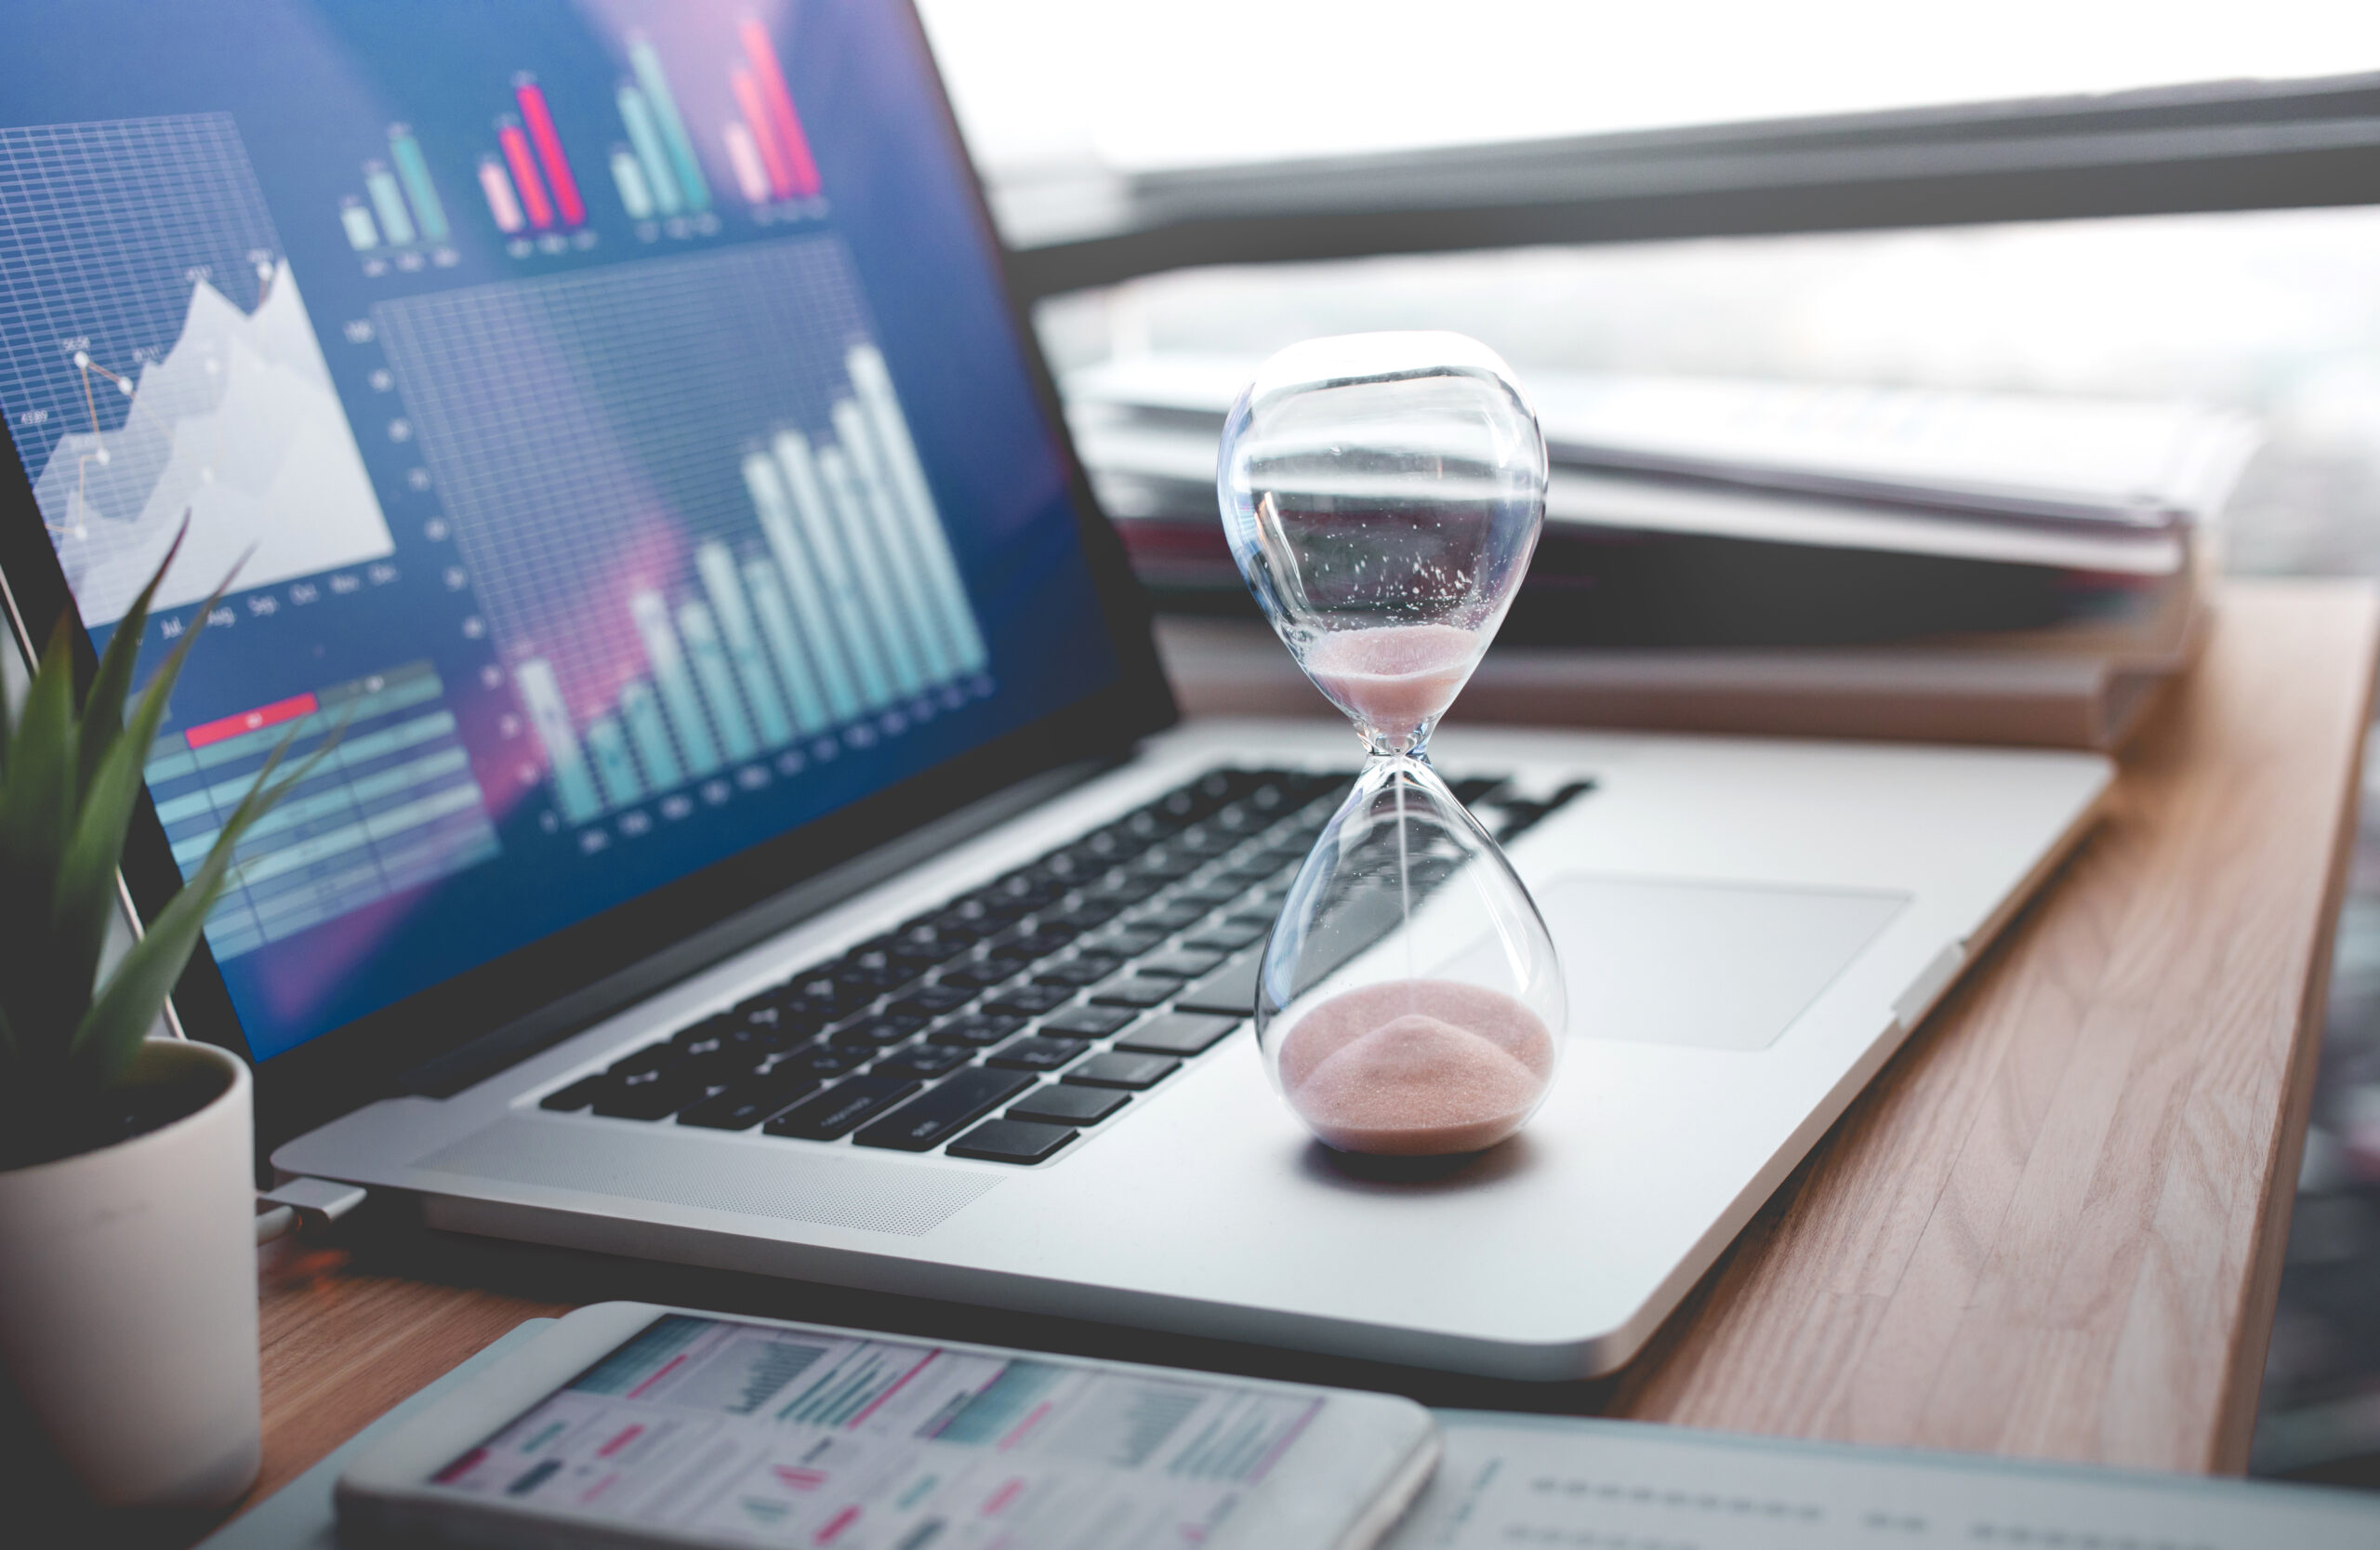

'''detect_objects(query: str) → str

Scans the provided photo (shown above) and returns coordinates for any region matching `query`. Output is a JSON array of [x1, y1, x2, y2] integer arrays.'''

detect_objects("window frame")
[[994, 70, 2380, 298]]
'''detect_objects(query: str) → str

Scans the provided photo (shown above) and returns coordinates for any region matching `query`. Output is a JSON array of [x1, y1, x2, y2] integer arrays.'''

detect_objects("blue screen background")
[[0, 1, 1120, 1058]]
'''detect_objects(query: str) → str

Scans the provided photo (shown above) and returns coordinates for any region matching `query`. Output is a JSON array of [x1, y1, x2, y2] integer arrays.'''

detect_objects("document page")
[[1386, 1411, 2380, 1550], [428, 1316, 1322, 1548]]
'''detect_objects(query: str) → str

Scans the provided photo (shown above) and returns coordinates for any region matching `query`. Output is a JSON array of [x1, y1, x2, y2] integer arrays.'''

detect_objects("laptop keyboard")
[[536, 765, 1593, 1165]]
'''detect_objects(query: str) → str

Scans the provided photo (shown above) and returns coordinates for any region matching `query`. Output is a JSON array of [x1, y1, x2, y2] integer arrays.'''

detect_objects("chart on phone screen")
[[430, 1317, 1321, 1548]]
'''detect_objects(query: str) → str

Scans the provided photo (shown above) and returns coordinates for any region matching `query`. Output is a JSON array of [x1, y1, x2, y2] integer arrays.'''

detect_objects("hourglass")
[[1219, 331, 1565, 1157]]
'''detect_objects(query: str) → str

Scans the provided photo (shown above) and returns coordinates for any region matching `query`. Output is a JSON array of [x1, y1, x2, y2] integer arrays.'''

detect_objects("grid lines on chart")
[[0, 114, 281, 477], [371, 238, 879, 715]]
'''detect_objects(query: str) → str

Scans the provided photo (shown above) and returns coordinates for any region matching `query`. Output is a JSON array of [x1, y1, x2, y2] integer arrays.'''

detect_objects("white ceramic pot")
[[0, 1039, 260, 1511]]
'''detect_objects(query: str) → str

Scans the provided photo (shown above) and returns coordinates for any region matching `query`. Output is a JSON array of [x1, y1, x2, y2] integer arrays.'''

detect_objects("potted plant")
[[0, 535, 313, 1514]]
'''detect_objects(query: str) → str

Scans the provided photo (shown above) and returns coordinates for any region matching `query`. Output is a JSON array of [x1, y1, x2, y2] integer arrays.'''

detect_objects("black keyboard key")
[[1063, 1052, 1181, 1091], [1450, 775, 1509, 805], [669, 1013, 739, 1048], [895, 919, 982, 955], [588, 1067, 704, 1119], [1130, 901, 1210, 931], [1183, 921, 1268, 953], [1073, 828, 1135, 864], [870, 1042, 972, 1080], [1089, 976, 1174, 1010], [678, 1048, 767, 1091], [939, 956, 1026, 989], [888, 984, 975, 1019], [1132, 850, 1203, 882], [854, 1068, 1037, 1152], [1038, 903, 1122, 933], [1086, 874, 1167, 907], [1033, 955, 1120, 988], [1172, 828, 1240, 858], [1168, 881, 1249, 908], [929, 897, 1014, 934], [1175, 952, 1263, 1016], [986, 871, 1064, 910], [536, 1074, 608, 1112], [779, 969, 875, 1020], [830, 1013, 926, 1048], [774, 1043, 868, 1079], [1007, 1084, 1130, 1126], [1136, 947, 1226, 980], [948, 1119, 1077, 1164], [677, 1070, 822, 1131], [985, 1037, 1090, 1072], [985, 983, 1074, 1016], [672, 1022, 771, 1066], [998, 927, 1077, 960], [763, 1076, 922, 1140], [1114, 1013, 1240, 1057], [1084, 926, 1167, 958], [837, 948, 917, 993], [1038, 1004, 1136, 1039], [932, 1013, 1025, 1047], [1213, 860, 1293, 891], [607, 1040, 681, 1077], [718, 1014, 806, 1054]]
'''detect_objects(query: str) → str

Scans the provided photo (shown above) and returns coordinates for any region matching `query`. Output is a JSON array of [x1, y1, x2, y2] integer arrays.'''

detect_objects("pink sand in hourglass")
[[1276, 978, 1555, 1155], [1302, 624, 1480, 743]]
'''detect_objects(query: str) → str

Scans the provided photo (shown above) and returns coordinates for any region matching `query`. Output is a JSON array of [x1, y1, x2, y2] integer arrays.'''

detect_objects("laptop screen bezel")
[[0, 0, 1178, 1152]]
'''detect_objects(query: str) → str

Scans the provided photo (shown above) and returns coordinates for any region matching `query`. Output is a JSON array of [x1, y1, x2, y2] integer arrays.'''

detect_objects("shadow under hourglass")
[[1292, 1130, 1548, 1193]]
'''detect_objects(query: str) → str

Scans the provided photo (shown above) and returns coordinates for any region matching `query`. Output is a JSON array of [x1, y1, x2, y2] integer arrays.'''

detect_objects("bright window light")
[[919, 0, 2380, 174]]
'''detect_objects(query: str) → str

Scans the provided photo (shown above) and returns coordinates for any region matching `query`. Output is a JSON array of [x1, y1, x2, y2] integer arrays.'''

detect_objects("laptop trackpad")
[[1534, 875, 1908, 1051]]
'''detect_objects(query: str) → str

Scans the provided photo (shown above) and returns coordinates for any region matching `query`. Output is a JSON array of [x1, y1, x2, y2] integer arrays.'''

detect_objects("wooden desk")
[[235, 578, 2379, 1521]]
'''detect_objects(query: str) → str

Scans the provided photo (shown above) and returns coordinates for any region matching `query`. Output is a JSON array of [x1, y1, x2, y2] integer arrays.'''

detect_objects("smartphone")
[[337, 1302, 1439, 1550]]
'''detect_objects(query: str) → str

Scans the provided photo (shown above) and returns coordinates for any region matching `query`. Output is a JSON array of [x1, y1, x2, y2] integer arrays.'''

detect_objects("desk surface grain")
[[240, 578, 2379, 1516]]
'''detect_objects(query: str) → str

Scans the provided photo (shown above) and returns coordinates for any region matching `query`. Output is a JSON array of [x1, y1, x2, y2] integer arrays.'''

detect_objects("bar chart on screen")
[[475, 73, 599, 258], [465, 17, 826, 261], [371, 239, 991, 833], [509, 337, 991, 828], [337, 124, 457, 275]]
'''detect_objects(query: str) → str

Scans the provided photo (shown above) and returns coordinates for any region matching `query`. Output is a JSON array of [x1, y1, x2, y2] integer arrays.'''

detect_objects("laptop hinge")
[[399, 752, 1130, 1099]]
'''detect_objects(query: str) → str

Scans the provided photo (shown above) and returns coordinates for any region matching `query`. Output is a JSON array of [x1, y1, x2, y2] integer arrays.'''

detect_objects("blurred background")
[[917, 0, 2380, 1485]]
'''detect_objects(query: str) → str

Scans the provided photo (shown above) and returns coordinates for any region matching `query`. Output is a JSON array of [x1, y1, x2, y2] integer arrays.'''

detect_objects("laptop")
[[0, 0, 2109, 1380]]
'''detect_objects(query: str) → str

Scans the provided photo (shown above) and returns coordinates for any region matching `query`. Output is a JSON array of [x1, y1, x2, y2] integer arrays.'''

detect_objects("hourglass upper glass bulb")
[[1221, 331, 1548, 756], [1219, 332, 1566, 1157]]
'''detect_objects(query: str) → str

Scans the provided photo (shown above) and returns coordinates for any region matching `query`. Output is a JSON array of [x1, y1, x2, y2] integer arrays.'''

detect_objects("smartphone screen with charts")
[[348, 1306, 1436, 1550]]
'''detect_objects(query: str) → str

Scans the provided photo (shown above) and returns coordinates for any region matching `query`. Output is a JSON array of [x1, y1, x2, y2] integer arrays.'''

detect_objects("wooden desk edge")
[[2210, 578, 2380, 1469]]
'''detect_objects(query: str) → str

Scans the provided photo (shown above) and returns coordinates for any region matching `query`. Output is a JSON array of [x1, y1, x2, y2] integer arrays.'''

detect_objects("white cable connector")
[[254, 1177, 369, 1245]]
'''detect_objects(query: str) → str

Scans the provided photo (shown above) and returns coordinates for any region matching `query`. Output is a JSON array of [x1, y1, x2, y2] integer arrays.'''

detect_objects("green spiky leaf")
[[69, 723, 333, 1086], [0, 522, 302, 1119], [0, 615, 84, 1064], [75, 523, 187, 794], [54, 532, 233, 1041]]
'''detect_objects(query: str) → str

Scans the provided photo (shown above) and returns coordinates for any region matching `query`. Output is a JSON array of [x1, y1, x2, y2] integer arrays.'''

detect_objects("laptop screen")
[[0, 2, 1137, 1066]]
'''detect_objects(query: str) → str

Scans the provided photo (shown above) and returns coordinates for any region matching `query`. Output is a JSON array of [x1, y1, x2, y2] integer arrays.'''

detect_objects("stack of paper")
[[1068, 353, 2255, 749]]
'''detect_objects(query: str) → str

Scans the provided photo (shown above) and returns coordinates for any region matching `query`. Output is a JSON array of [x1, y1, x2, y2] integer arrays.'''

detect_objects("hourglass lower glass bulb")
[[1263, 759, 1564, 1156], [1219, 332, 1566, 1157]]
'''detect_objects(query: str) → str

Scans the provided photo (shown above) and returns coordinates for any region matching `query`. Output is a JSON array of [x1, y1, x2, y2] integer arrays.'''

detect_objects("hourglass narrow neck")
[[1362, 726, 1435, 761]]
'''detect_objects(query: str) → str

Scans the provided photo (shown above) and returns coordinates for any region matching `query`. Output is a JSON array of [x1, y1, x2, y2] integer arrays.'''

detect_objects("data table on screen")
[[143, 660, 501, 961]]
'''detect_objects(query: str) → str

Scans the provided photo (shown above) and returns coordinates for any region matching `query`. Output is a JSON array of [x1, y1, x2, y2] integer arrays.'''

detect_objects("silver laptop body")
[[279, 717, 2106, 1379]]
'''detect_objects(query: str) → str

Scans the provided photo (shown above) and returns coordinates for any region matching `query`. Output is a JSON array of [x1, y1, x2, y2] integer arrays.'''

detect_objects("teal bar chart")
[[373, 239, 989, 830], [507, 349, 993, 824]]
